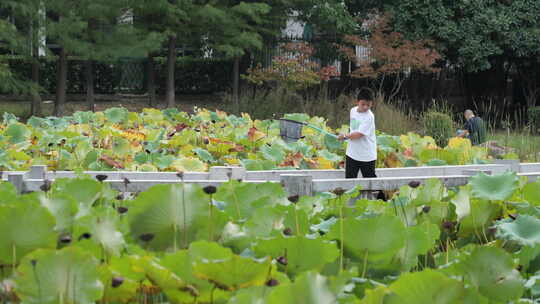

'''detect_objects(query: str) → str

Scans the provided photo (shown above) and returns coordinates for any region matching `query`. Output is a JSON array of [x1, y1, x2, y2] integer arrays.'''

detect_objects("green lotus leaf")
[[4, 123, 31, 144], [51, 178, 103, 218], [318, 149, 342, 162], [253, 236, 339, 277], [14, 247, 104, 304], [386, 269, 465, 304], [326, 215, 406, 263], [411, 178, 445, 206], [215, 181, 284, 221], [129, 184, 225, 251], [193, 147, 215, 163], [470, 172, 518, 201], [192, 241, 271, 291], [359, 285, 391, 304], [98, 256, 141, 303], [458, 199, 501, 238], [73, 111, 96, 124], [0, 199, 56, 264], [451, 185, 471, 220], [515, 244, 540, 273], [227, 286, 270, 304], [525, 271, 540, 298], [38, 193, 78, 233], [129, 255, 198, 299], [460, 247, 524, 302], [260, 144, 285, 163], [0, 182, 17, 204], [397, 222, 440, 270], [426, 159, 447, 166], [495, 215, 540, 246], [241, 159, 276, 170], [104, 107, 128, 124], [154, 154, 175, 169], [74, 207, 126, 258], [324, 134, 342, 151], [523, 182, 540, 205], [162, 248, 230, 303], [111, 137, 131, 157], [266, 271, 337, 304]]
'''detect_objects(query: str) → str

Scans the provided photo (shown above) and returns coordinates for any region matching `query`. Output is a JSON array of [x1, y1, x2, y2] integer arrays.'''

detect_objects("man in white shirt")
[[338, 90, 377, 179]]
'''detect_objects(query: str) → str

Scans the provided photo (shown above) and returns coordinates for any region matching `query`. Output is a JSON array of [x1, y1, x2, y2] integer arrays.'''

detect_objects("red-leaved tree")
[[244, 42, 339, 92], [337, 13, 441, 100]]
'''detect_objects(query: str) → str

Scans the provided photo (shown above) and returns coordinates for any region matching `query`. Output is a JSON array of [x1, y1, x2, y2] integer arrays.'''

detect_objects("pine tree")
[[0, 0, 44, 116], [133, 0, 191, 109], [46, 0, 160, 115]]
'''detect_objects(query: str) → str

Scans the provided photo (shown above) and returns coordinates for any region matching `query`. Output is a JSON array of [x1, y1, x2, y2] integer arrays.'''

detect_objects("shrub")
[[423, 111, 453, 147], [527, 106, 540, 133]]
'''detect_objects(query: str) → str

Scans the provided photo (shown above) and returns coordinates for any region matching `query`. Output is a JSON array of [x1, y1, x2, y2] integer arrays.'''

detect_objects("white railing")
[[3, 160, 540, 196]]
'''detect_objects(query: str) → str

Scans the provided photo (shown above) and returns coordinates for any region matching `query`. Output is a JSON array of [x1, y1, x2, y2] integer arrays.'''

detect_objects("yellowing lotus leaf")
[[120, 129, 146, 142], [247, 127, 266, 142], [314, 157, 334, 169], [67, 124, 92, 135], [170, 157, 208, 172], [448, 137, 471, 149]]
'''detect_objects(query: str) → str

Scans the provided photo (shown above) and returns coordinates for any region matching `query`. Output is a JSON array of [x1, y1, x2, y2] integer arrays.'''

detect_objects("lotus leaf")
[[523, 182, 540, 205], [4, 123, 30, 144], [266, 271, 337, 304], [192, 241, 272, 291], [460, 247, 524, 302], [129, 183, 227, 250], [386, 269, 466, 304], [326, 215, 406, 263], [495, 215, 540, 246], [0, 199, 56, 264], [253, 236, 339, 277], [14, 247, 103, 304], [104, 107, 128, 124], [470, 172, 518, 201]]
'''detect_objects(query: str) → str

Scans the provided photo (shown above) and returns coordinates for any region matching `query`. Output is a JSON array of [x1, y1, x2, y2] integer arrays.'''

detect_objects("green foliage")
[[422, 111, 453, 147], [528, 106, 540, 133], [0, 170, 535, 303], [15, 247, 104, 304], [1, 56, 234, 95]]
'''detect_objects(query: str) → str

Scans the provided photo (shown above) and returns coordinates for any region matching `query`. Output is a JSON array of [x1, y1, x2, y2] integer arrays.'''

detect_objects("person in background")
[[338, 90, 377, 178], [458, 109, 487, 145]]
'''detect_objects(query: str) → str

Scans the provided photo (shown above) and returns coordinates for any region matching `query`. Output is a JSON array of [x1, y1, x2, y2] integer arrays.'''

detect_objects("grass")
[[489, 130, 540, 162], [0, 94, 224, 120]]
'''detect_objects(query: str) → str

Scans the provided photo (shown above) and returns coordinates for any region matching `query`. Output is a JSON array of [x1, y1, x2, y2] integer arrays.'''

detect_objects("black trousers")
[[345, 155, 385, 200], [345, 155, 376, 178]]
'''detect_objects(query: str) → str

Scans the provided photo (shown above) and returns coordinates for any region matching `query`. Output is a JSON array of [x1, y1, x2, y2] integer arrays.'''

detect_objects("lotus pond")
[[0, 107, 491, 172], [0, 170, 540, 303]]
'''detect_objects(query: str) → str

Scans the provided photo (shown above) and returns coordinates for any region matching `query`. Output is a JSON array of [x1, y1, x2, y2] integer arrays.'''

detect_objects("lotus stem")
[[446, 238, 449, 264], [339, 196, 344, 273], [362, 249, 369, 278], [209, 195, 214, 241], [294, 206, 300, 236]]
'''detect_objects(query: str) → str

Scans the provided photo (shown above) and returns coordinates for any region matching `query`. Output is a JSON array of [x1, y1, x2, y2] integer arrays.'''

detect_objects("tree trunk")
[[147, 54, 156, 107], [233, 56, 240, 114], [30, 51, 42, 117], [85, 60, 95, 111], [165, 35, 177, 109], [54, 47, 68, 117]]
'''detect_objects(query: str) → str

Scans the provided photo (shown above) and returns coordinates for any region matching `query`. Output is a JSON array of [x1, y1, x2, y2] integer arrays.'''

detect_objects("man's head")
[[464, 109, 475, 120], [356, 90, 374, 113]]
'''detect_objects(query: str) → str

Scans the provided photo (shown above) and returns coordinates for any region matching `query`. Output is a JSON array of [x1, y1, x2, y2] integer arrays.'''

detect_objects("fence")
[[3, 160, 540, 197]]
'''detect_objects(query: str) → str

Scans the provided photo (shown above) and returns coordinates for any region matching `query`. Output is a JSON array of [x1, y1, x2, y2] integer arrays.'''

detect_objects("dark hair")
[[356, 89, 373, 101]]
